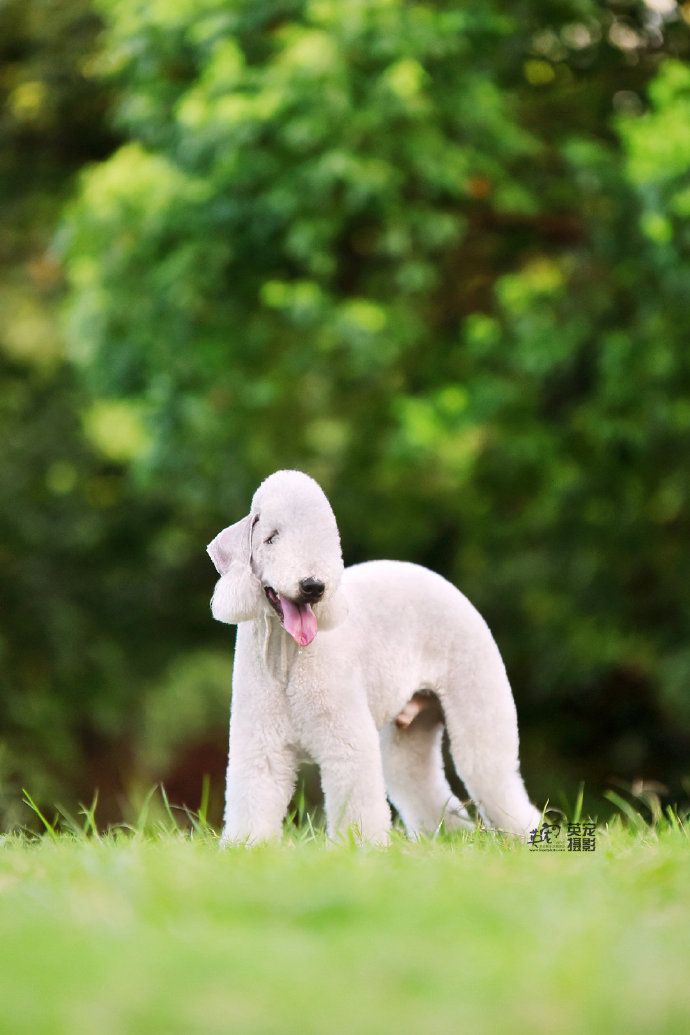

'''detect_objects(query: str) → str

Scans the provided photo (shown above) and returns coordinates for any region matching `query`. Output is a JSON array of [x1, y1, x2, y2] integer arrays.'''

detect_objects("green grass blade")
[[79, 793, 101, 839], [572, 782, 585, 824], [22, 790, 59, 840], [604, 790, 648, 830]]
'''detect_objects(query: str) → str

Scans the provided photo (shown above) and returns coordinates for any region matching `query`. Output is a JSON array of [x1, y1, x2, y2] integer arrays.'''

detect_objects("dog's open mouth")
[[264, 587, 318, 647]]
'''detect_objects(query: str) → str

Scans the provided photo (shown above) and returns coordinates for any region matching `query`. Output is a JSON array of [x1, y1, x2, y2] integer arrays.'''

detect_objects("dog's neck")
[[255, 613, 299, 682]]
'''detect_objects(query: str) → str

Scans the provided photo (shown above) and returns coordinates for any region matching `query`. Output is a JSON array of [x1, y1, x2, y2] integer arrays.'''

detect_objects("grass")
[[1, 793, 689, 1035]]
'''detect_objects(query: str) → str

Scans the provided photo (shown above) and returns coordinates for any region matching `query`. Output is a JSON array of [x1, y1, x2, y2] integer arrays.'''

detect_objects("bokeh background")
[[2, 0, 689, 831]]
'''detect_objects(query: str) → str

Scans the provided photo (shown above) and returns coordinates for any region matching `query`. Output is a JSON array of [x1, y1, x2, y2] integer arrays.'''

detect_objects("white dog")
[[208, 470, 541, 844]]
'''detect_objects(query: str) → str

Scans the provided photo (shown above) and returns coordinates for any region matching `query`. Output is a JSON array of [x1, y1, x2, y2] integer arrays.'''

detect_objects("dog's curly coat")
[[208, 470, 541, 844]]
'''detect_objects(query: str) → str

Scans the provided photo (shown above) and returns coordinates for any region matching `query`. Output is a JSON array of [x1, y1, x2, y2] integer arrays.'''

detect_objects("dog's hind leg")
[[380, 697, 474, 838], [440, 643, 542, 837]]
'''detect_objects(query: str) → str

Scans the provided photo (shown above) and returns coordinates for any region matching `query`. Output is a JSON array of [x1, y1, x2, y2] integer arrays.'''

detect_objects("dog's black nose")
[[299, 577, 325, 602]]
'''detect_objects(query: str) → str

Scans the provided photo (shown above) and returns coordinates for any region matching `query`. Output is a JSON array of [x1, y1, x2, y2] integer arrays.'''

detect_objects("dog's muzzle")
[[264, 586, 320, 647]]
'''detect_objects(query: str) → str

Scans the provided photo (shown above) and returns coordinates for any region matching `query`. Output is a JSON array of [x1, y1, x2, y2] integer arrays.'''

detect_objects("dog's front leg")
[[221, 646, 298, 845], [222, 726, 298, 845], [315, 715, 392, 845], [223, 748, 298, 845]]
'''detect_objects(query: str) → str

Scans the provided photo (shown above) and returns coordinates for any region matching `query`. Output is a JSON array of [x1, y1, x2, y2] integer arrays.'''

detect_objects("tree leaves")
[[23, 0, 690, 807]]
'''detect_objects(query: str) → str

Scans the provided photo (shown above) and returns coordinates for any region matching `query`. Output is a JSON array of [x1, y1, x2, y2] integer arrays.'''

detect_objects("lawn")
[[1, 800, 688, 1035]]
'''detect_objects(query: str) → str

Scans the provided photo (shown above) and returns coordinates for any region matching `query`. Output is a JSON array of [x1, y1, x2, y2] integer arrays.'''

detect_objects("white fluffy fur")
[[208, 470, 541, 844]]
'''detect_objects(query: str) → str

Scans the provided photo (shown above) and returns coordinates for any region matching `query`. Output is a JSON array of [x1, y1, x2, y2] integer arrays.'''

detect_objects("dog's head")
[[207, 470, 346, 645]]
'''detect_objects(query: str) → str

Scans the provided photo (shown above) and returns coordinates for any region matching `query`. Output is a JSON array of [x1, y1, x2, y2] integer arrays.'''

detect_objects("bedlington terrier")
[[207, 469, 542, 844]]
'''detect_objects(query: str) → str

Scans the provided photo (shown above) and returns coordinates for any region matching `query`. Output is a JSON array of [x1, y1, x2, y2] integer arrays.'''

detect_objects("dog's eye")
[[265, 531, 279, 545]]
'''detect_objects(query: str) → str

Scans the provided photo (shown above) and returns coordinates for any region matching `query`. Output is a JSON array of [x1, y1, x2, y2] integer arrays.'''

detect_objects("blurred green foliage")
[[2, 0, 690, 826], [0, 0, 227, 825]]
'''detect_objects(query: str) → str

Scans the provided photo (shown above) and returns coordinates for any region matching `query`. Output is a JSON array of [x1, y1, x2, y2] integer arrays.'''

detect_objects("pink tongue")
[[279, 596, 318, 647]]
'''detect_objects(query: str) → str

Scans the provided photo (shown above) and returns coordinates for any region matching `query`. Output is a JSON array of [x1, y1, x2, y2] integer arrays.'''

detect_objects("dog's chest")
[[257, 620, 325, 710]]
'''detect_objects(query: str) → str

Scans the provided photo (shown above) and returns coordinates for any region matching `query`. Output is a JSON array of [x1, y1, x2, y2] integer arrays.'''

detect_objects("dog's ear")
[[316, 585, 349, 632], [207, 514, 253, 575], [207, 514, 262, 624]]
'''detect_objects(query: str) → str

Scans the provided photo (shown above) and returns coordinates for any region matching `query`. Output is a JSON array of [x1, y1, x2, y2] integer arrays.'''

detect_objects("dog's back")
[[337, 560, 501, 724]]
